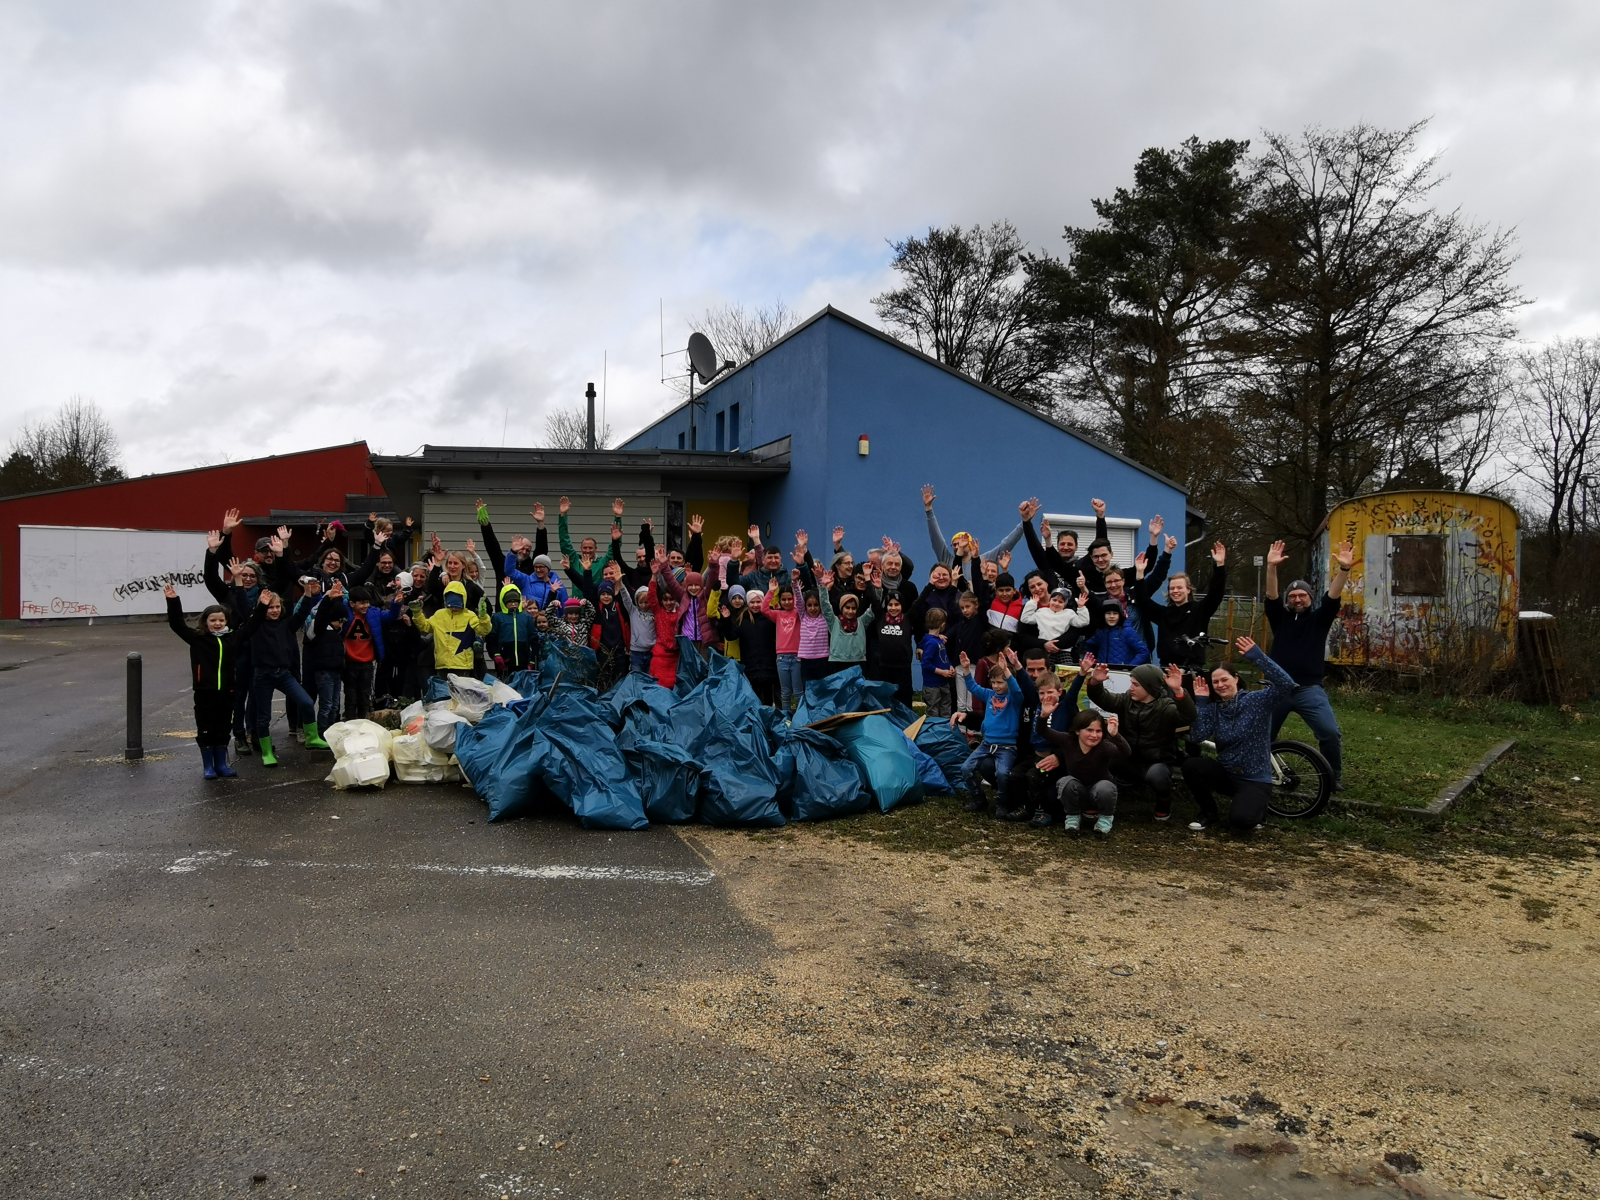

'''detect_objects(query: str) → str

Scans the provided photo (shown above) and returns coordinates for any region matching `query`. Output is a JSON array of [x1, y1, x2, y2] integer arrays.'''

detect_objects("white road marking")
[[159, 851, 713, 886]]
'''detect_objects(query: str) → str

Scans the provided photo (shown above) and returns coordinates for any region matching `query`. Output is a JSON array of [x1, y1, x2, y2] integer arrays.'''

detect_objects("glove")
[[477, 502, 489, 525], [494, 655, 506, 673], [477, 598, 489, 617]]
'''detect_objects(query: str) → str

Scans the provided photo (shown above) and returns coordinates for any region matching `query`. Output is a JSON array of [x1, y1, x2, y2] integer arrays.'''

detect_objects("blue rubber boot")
[[213, 745, 237, 778], [200, 746, 218, 780]]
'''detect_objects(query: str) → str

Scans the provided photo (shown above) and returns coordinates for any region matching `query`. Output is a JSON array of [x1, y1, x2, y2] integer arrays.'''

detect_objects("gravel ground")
[[669, 825, 1600, 1200]]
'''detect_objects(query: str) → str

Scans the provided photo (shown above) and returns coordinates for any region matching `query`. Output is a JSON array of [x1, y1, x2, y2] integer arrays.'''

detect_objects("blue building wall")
[[625, 309, 1188, 583]]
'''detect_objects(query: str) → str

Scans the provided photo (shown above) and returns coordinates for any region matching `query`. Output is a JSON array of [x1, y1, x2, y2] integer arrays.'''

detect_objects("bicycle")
[[1189, 738, 1333, 820]]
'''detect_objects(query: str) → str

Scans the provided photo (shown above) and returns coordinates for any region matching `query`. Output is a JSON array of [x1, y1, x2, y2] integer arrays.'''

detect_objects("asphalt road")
[[0, 622, 844, 1199]]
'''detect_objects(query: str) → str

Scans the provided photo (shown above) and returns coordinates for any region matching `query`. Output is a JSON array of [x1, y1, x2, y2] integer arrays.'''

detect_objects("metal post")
[[125, 652, 143, 761], [585, 381, 597, 450]]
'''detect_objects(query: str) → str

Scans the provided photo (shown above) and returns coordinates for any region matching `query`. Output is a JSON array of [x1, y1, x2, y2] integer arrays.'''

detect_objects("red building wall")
[[0, 442, 382, 620]]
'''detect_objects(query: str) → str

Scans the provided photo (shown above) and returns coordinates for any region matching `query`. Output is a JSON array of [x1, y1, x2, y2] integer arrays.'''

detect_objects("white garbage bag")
[[323, 719, 394, 760], [447, 674, 495, 723], [399, 700, 426, 735], [326, 752, 391, 790], [487, 677, 524, 706], [423, 707, 473, 753]]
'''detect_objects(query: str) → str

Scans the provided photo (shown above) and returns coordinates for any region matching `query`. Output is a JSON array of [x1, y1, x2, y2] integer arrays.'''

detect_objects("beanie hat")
[[563, 597, 583, 611], [728, 584, 747, 603], [684, 572, 703, 588], [598, 579, 616, 595], [1287, 579, 1315, 597], [995, 572, 1016, 590], [395, 571, 413, 591], [1099, 596, 1124, 614], [1050, 586, 1072, 601], [1131, 663, 1168, 699], [533, 554, 553, 569], [499, 582, 522, 608]]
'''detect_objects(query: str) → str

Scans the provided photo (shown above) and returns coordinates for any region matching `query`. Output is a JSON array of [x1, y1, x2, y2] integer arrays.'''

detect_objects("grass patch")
[[788, 689, 1600, 871]]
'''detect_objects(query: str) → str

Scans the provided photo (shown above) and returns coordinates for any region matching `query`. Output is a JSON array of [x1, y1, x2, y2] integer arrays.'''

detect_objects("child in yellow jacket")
[[413, 580, 492, 679]]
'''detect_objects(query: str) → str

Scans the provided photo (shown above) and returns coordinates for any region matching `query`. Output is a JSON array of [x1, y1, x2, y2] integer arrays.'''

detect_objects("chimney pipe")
[[585, 381, 597, 450]]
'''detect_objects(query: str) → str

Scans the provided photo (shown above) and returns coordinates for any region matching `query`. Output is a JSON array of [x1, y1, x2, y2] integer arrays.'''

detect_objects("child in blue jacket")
[[1079, 598, 1150, 667], [956, 648, 1038, 817], [488, 582, 540, 674]]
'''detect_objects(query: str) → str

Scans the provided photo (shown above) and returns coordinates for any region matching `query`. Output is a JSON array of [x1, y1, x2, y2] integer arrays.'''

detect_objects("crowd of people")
[[163, 489, 1356, 832]]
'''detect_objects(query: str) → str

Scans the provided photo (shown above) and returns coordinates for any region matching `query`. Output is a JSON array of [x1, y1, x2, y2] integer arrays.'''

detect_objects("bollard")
[[125, 652, 143, 761]]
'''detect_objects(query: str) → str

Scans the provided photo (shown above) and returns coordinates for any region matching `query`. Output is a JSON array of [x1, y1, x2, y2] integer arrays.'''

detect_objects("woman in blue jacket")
[[1182, 637, 1297, 832]]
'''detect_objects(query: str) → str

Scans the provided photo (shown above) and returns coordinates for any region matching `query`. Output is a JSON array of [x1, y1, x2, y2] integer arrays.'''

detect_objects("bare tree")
[[1230, 122, 1525, 548], [664, 300, 800, 396], [543, 405, 612, 450], [872, 221, 1059, 406], [1509, 337, 1600, 590], [1, 397, 124, 496]]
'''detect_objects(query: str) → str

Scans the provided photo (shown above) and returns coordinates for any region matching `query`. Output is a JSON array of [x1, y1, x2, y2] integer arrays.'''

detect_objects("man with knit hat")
[[1264, 539, 1355, 790], [1085, 657, 1196, 821]]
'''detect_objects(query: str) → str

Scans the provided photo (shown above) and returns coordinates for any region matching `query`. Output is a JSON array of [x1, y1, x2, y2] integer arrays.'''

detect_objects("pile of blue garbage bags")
[[450, 637, 971, 830]]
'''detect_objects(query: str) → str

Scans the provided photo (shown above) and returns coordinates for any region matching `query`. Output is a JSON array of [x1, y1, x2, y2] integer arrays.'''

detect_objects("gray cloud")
[[2, 1, 1599, 473]]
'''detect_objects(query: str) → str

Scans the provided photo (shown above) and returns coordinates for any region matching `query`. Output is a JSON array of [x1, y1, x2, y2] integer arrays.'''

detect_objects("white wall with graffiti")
[[19, 525, 212, 619]]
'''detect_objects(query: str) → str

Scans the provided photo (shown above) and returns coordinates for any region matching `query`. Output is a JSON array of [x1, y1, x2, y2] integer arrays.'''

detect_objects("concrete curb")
[[1331, 738, 1517, 822]]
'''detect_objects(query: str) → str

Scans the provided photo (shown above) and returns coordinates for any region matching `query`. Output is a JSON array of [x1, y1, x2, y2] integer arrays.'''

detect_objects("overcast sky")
[[3, 1, 1598, 476]]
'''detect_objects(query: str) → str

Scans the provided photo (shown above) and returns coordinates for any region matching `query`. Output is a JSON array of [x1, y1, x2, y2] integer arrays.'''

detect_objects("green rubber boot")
[[303, 724, 330, 751], [259, 735, 278, 767]]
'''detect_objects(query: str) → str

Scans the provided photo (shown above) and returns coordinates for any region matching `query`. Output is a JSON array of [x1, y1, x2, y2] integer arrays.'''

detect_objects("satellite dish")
[[687, 332, 720, 384]]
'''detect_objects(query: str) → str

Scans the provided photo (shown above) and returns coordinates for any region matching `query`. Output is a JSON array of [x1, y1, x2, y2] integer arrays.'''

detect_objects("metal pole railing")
[[125, 652, 143, 761]]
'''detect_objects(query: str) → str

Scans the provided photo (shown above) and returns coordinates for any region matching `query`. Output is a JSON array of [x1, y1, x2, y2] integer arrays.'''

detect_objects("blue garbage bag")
[[913, 717, 971, 784], [667, 679, 785, 828], [455, 703, 546, 822], [672, 635, 712, 697], [506, 670, 542, 699], [538, 639, 598, 690], [780, 727, 871, 822], [903, 732, 953, 795], [617, 726, 701, 824], [423, 675, 452, 704], [791, 666, 899, 728], [605, 670, 676, 731], [829, 714, 924, 812]]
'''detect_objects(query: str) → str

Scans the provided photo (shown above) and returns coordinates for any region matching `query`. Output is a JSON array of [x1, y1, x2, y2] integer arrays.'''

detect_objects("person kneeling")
[[1036, 709, 1129, 836], [1181, 637, 1297, 832]]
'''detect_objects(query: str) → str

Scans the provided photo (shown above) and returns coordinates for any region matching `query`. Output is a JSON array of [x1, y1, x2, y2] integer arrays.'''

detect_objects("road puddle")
[[1101, 1099, 1460, 1200]]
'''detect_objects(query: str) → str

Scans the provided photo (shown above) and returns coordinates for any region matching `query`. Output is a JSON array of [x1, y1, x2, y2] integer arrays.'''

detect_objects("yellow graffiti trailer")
[[1312, 491, 1520, 671]]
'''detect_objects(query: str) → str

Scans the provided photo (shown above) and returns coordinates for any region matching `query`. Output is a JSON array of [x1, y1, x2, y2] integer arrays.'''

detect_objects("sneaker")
[[1093, 815, 1114, 837], [994, 807, 1027, 823], [234, 734, 252, 757], [1063, 815, 1081, 836], [962, 796, 985, 813], [1029, 811, 1053, 830], [1187, 818, 1209, 831], [1153, 805, 1172, 822]]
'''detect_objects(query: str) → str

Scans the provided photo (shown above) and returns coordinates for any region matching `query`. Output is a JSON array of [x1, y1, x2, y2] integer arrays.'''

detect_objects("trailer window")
[[1391, 535, 1444, 596]]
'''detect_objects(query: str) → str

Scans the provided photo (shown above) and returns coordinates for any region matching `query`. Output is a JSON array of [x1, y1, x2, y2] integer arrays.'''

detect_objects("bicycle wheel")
[[1266, 740, 1331, 819]]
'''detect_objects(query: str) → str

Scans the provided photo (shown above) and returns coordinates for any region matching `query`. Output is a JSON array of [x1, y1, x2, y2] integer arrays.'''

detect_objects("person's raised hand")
[[1149, 513, 1164, 538], [404, 516, 414, 528], [921, 484, 935, 511], [748, 523, 761, 544], [163, 582, 178, 599], [1165, 534, 1177, 553], [832, 525, 845, 547], [206, 529, 222, 552], [1076, 570, 1087, 591], [430, 531, 444, 551], [871, 567, 882, 587], [1106, 714, 1119, 738], [958, 651, 971, 667], [1040, 517, 1052, 542], [258, 589, 277, 607], [613, 497, 626, 518], [558, 496, 571, 515], [269, 535, 284, 555], [1191, 674, 1210, 699], [227, 556, 245, 576], [369, 510, 378, 524], [1212, 541, 1226, 565], [1134, 551, 1147, 576], [1093, 661, 1110, 683], [223, 508, 241, 533], [1267, 539, 1288, 566], [790, 568, 802, 583], [1004, 646, 1021, 668], [560, 554, 571, 570], [889, 539, 900, 554], [1164, 662, 1185, 694], [795, 528, 808, 548], [1334, 540, 1356, 571], [653, 544, 667, 565], [688, 513, 704, 534], [322, 523, 337, 543], [532, 503, 546, 524], [303, 578, 322, 596], [997, 549, 1011, 572], [819, 570, 834, 589], [465, 537, 476, 555], [329, 580, 344, 598], [881, 535, 893, 552], [1236, 635, 1257, 655], [1091, 498, 1106, 517], [375, 530, 389, 546], [276, 524, 290, 542]]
